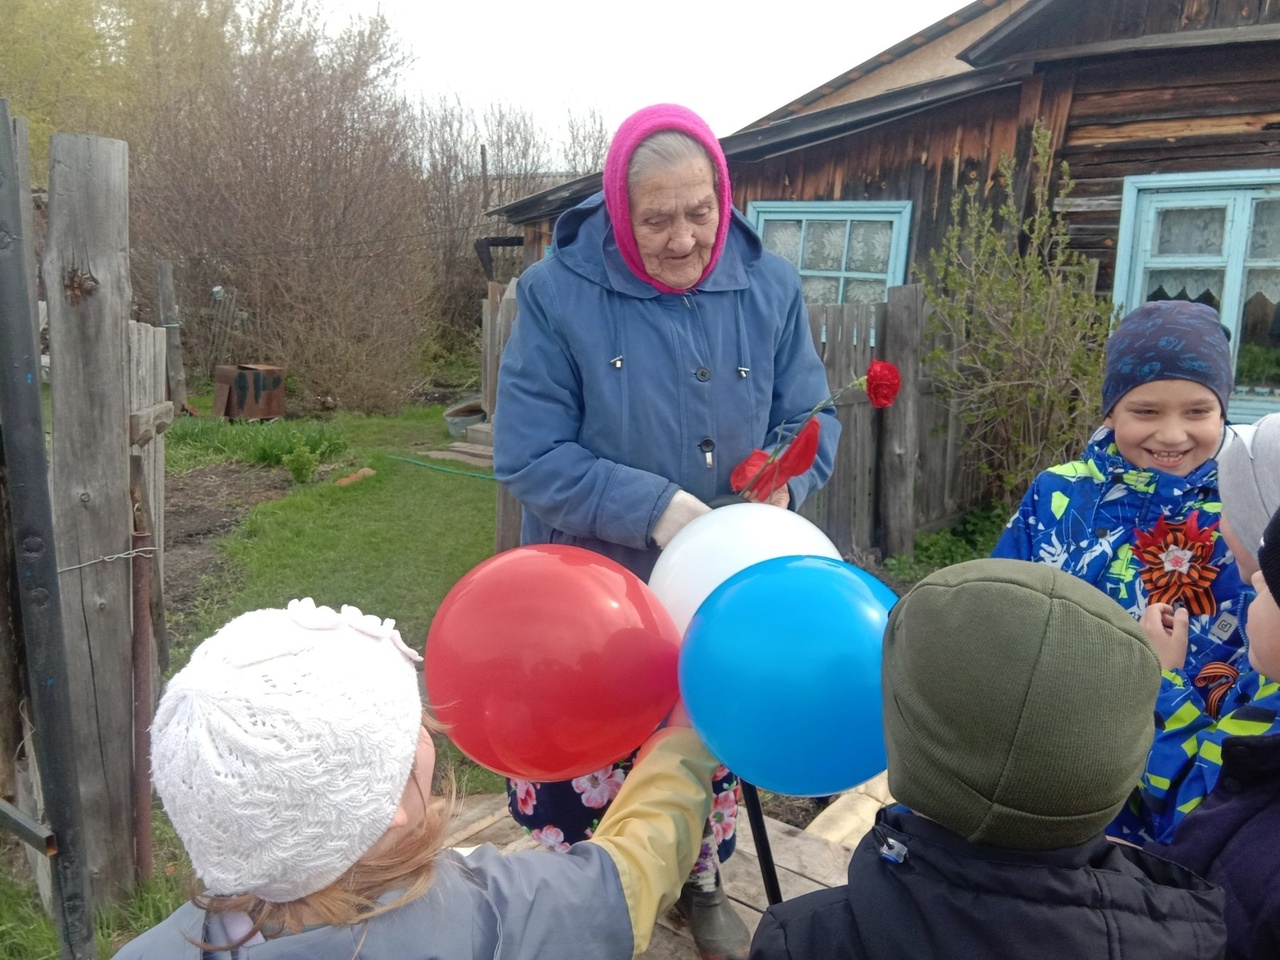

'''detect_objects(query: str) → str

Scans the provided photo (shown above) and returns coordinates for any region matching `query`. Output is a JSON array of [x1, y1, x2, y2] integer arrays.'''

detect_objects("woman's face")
[[629, 156, 719, 290]]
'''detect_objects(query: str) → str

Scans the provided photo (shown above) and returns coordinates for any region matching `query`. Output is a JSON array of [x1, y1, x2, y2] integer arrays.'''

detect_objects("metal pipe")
[[0, 98, 97, 960], [740, 780, 783, 906]]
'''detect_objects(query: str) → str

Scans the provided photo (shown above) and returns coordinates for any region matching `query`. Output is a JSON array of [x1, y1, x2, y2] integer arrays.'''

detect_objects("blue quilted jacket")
[[993, 427, 1246, 676]]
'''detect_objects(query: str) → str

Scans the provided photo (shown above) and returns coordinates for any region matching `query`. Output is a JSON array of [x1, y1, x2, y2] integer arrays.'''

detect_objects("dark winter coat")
[[749, 806, 1226, 960], [1148, 731, 1280, 960]]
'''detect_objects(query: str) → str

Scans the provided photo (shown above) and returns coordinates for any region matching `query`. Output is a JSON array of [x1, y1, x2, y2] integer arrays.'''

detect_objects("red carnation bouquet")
[[732, 359, 902, 501]]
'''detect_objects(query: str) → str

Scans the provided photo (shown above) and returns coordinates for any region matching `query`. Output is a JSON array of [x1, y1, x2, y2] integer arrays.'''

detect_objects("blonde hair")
[[194, 710, 455, 949]]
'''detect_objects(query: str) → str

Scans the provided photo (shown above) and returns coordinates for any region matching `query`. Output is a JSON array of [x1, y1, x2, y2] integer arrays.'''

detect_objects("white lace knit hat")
[[152, 598, 424, 902]]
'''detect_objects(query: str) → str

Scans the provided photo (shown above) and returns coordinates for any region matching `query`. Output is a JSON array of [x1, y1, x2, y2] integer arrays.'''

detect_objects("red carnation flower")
[[865, 359, 901, 409]]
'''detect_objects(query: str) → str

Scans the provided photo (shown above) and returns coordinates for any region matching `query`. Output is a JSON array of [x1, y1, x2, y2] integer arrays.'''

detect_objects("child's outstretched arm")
[[444, 710, 718, 960], [587, 710, 719, 956]]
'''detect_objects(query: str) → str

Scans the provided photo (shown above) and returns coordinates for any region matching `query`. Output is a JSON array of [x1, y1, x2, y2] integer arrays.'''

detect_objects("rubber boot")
[[676, 873, 751, 960]]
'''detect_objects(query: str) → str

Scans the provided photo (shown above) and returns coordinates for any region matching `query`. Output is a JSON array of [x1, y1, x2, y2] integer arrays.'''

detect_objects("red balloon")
[[425, 545, 681, 781]]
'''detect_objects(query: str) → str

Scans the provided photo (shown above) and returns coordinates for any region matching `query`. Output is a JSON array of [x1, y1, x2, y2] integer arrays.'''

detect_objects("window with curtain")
[[747, 201, 912, 305], [1115, 174, 1280, 422]]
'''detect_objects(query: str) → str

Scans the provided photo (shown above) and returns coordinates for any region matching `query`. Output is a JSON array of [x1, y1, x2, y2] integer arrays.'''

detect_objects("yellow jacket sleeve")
[[586, 727, 718, 958]]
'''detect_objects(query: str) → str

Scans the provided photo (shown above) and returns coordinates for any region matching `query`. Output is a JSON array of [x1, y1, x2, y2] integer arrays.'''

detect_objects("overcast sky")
[[320, 0, 970, 138]]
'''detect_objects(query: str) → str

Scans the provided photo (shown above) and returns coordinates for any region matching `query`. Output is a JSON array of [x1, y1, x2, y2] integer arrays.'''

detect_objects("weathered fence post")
[[0, 100, 98, 960], [157, 259, 188, 412], [129, 320, 171, 680], [0, 111, 38, 820], [878, 284, 924, 560], [43, 132, 136, 904], [11, 116, 39, 346], [493, 279, 522, 554]]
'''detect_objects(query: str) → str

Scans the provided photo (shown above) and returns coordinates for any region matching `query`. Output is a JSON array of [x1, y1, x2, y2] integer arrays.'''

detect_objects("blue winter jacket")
[[993, 427, 1246, 677], [494, 192, 839, 578]]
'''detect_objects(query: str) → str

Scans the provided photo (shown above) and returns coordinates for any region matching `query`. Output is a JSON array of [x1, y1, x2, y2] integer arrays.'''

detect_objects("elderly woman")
[[494, 104, 839, 960]]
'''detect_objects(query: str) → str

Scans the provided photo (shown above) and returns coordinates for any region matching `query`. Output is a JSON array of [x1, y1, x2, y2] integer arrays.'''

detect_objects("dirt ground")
[[162, 462, 293, 622]]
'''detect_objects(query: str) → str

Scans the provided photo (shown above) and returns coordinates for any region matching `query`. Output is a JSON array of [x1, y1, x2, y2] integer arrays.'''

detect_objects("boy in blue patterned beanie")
[[994, 302, 1246, 832]]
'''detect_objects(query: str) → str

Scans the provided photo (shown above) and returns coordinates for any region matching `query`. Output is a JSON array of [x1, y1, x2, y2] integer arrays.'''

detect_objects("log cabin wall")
[[727, 79, 1072, 281], [1053, 44, 1280, 294], [992, 0, 1280, 54]]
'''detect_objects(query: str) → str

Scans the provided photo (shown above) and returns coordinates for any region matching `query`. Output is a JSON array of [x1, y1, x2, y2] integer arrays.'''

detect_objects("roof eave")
[[492, 64, 1031, 226]]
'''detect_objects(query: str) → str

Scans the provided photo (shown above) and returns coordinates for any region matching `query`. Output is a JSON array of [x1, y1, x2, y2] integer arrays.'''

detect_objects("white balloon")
[[648, 503, 843, 636]]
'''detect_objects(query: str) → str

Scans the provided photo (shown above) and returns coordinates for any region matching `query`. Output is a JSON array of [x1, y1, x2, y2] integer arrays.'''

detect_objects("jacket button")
[[695, 366, 712, 382], [1094, 527, 1109, 538]]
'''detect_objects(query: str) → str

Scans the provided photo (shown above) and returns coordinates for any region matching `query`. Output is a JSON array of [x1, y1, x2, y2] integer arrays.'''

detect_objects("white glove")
[[652, 490, 711, 549]]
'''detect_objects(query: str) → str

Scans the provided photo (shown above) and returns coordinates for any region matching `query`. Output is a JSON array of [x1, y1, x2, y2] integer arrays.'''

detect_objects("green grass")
[[164, 450, 497, 669], [3, 397, 506, 956], [164, 416, 348, 475]]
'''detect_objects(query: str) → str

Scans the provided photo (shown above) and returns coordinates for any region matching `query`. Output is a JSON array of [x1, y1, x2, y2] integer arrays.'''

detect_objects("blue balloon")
[[679, 555, 889, 796], [847, 566, 899, 613]]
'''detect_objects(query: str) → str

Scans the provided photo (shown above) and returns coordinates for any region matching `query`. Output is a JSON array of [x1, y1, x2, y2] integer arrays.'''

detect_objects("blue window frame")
[[1114, 171, 1280, 422], [747, 201, 913, 305]]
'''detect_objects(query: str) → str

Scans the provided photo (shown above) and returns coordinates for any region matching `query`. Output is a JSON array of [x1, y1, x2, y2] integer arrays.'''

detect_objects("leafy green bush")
[[281, 436, 322, 483], [1236, 342, 1280, 387], [883, 504, 1009, 583], [925, 122, 1110, 506]]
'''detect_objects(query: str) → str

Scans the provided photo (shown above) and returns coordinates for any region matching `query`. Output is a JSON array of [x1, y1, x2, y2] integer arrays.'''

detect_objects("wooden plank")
[[44, 132, 136, 902], [0, 115, 35, 805], [722, 845, 826, 908], [1182, 0, 1213, 29], [1070, 78, 1280, 123], [1212, 0, 1258, 27], [1059, 136, 1280, 173], [879, 285, 923, 561], [733, 809, 854, 889], [157, 260, 188, 412], [639, 920, 701, 960], [449, 441, 496, 459], [492, 279, 523, 555], [989, 22, 1280, 65], [1068, 110, 1280, 146], [1114, 0, 1155, 36], [422, 449, 494, 468], [127, 400, 175, 448], [129, 322, 169, 678], [442, 793, 511, 848], [1072, 44, 1280, 93]]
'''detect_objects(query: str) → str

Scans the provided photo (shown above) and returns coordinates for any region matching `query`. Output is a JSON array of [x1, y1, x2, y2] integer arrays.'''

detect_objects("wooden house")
[[491, 0, 1280, 421]]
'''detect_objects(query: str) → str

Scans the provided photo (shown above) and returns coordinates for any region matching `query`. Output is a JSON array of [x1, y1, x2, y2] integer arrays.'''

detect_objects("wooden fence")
[[2, 124, 174, 927], [483, 280, 981, 561]]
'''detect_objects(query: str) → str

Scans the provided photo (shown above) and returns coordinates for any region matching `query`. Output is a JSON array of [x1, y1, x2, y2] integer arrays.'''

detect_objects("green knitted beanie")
[[882, 558, 1160, 850]]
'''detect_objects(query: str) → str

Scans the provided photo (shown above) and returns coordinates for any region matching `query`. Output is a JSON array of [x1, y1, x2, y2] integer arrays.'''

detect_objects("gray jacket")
[[116, 843, 632, 959]]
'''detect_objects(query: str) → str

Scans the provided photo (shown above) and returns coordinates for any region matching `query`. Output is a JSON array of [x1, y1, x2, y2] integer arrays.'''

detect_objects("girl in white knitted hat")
[[116, 598, 719, 960]]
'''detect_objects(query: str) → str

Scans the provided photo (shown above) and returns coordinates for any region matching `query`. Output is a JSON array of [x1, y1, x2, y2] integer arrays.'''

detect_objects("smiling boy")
[[993, 301, 1246, 682]]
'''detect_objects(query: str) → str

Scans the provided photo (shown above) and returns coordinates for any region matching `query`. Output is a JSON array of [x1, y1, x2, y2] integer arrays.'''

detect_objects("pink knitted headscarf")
[[602, 104, 733, 294]]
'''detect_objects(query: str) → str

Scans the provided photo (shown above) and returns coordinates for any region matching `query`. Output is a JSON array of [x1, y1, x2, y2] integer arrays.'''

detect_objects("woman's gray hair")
[[627, 131, 717, 193]]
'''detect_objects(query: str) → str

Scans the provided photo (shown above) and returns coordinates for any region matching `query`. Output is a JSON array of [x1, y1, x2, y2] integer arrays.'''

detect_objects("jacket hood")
[[551, 192, 760, 300]]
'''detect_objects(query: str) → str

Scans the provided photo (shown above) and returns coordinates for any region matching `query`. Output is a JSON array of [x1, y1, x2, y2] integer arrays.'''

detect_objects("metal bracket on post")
[[0, 798, 56, 856]]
